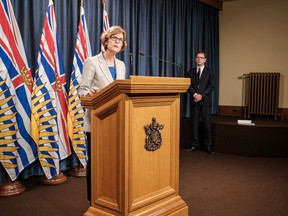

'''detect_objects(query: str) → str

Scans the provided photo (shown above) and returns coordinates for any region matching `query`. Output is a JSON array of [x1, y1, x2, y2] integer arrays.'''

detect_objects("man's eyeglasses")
[[110, 35, 124, 43], [196, 56, 205, 59]]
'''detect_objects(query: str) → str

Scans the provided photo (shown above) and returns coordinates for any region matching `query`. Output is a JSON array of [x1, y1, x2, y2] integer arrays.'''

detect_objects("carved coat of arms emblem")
[[144, 117, 164, 151]]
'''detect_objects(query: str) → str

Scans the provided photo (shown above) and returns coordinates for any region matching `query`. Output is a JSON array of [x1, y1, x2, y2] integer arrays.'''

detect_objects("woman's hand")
[[87, 86, 100, 96]]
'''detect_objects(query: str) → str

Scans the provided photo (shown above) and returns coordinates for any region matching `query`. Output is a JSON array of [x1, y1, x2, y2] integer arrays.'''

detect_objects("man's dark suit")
[[186, 66, 214, 150]]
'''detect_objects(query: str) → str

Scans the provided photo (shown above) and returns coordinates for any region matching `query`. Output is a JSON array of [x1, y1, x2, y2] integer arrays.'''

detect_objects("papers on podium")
[[237, 119, 255, 126]]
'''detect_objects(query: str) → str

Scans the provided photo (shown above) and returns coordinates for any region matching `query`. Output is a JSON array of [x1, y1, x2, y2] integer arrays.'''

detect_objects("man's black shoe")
[[205, 148, 214, 155], [186, 145, 197, 152]]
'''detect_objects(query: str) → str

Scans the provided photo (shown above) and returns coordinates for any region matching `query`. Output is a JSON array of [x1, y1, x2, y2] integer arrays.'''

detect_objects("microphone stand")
[[129, 53, 133, 77], [138, 51, 183, 77]]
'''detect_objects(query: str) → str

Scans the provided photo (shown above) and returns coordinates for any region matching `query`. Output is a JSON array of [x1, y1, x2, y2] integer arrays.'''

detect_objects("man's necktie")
[[197, 68, 201, 80]]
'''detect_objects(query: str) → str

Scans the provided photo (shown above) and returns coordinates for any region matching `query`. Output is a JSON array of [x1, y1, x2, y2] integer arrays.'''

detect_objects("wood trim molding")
[[198, 0, 223, 10], [218, 105, 244, 116]]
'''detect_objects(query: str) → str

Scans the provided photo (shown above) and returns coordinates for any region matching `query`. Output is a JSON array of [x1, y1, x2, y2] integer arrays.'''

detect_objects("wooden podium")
[[81, 76, 190, 216]]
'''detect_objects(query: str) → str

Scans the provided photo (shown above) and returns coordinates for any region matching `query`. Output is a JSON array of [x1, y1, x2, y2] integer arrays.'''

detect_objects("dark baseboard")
[[218, 105, 288, 119], [218, 105, 244, 116]]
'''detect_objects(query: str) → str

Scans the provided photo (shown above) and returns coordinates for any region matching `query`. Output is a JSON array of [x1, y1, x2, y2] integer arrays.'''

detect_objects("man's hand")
[[194, 93, 202, 102]]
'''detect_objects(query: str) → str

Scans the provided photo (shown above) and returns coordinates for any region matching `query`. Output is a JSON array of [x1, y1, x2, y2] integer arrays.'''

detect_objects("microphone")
[[129, 53, 133, 76], [138, 51, 183, 77]]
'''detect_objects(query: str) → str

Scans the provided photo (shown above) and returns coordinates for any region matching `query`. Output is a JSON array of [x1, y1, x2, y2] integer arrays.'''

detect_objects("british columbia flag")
[[67, 6, 91, 168], [0, 0, 37, 181], [101, 9, 110, 52], [30, 0, 70, 179]]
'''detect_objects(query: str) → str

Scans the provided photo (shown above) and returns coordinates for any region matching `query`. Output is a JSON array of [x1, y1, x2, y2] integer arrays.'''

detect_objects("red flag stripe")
[[0, 3, 33, 91]]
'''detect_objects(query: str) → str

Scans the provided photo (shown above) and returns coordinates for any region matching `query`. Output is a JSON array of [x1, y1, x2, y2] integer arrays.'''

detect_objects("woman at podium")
[[78, 25, 127, 201]]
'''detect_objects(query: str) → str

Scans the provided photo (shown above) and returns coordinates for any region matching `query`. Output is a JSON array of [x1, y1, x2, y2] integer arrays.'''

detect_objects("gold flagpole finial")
[[102, 0, 106, 9]]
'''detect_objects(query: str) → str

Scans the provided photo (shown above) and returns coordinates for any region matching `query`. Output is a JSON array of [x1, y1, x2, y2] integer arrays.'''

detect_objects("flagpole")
[[101, 0, 110, 52]]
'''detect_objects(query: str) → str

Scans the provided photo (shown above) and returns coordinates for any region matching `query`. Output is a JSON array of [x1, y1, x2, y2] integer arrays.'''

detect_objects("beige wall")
[[219, 0, 288, 108]]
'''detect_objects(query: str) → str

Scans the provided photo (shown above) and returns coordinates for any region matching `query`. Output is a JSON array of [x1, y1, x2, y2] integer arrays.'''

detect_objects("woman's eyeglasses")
[[110, 35, 124, 43]]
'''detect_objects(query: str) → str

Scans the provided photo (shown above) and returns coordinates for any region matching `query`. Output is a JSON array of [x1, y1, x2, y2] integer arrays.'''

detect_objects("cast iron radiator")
[[246, 72, 280, 118]]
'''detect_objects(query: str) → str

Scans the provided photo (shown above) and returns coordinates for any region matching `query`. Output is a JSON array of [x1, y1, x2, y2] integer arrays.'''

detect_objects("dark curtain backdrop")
[[1, 0, 219, 181], [11, 0, 219, 116]]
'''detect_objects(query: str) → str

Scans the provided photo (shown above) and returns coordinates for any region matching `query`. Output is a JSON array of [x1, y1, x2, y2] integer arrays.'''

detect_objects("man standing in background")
[[186, 51, 215, 155]]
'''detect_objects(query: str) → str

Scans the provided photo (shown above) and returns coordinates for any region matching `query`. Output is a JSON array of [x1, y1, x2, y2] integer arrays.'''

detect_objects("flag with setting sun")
[[0, 0, 37, 181], [67, 6, 92, 168], [31, 0, 70, 179]]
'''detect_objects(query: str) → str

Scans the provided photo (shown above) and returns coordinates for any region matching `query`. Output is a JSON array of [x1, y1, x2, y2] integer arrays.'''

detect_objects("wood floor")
[[1, 149, 288, 216]]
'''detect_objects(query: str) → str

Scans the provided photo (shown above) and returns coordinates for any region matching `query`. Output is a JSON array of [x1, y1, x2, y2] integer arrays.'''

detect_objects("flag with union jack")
[[53, 10, 70, 161], [67, 6, 91, 168], [30, 0, 70, 179], [101, 8, 110, 52], [0, 0, 37, 181]]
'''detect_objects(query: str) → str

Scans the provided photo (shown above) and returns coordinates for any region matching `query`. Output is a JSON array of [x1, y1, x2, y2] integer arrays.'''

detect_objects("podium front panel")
[[128, 94, 180, 212]]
